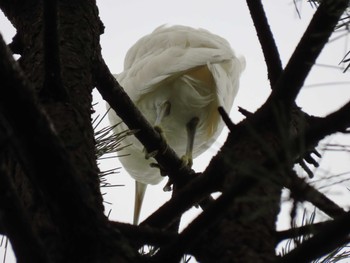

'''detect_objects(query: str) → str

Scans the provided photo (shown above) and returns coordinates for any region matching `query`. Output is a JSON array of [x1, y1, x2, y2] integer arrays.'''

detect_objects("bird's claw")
[[154, 125, 168, 156], [144, 149, 158, 159], [154, 125, 167, 142], [150, 162, 167, 177], [142, 126, 168, 160], [150, 163, 172, 191], [180, 154, 193, 169]]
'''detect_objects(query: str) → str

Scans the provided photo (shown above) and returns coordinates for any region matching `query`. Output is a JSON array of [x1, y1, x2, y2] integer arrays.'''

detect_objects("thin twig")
[[218, 107, 235, 132], [277, 211, 350, 263], [276, 220, 332, 243]]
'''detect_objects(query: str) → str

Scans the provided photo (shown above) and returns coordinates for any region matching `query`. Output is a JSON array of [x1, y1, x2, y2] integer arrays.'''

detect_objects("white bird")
[[108, 25, 245, 224]]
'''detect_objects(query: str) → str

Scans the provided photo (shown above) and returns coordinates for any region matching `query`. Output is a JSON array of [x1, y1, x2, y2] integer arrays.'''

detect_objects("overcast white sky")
[[0, 1, 350, 261]]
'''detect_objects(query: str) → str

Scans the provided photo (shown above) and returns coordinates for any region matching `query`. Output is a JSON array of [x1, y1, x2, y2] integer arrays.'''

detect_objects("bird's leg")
[[155, 100, 171, 127], [136, 103, 171, 223], [144, 148, 157, 159], [181, 117, 199, 168], [145, 101, 171, 159], [164, 117, 199, 193], [134, 181, 147, 225]]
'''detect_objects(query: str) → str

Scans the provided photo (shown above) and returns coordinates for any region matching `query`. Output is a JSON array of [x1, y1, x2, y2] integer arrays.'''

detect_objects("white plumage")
[[108, 25, 245, 224]]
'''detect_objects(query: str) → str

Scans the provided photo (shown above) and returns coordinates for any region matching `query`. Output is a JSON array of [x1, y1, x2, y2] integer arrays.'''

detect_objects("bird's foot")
[[180, 117, 198, 169], [149, 162, 172, 191], [142, 126, 167, 159], [180, 154, 193, 169], [154, 125, 169, 154], [144, 148, 158, 159], [154, 125, 166, 139]]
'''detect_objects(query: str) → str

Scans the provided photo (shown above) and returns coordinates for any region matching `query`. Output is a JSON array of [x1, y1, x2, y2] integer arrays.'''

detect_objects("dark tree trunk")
[[0, 0, 135, 262]]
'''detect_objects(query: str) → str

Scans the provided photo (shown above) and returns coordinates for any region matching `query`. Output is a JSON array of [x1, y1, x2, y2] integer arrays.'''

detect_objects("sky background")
[[1, 1, 350, 261]]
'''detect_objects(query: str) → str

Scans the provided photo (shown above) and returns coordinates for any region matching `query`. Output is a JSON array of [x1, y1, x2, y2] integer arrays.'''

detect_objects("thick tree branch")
[[0, 32, 133, 261], [41, 0, 67, 101], [0, 32, 91, 223], [275, 101, 350, 260], [158, 105, 348, 258], [268, 0, 348, 106], [246, 0, 282, 86], [150, 172, 255, 263], [0, 163, 48, 262], [142, 97, 349, 234], [109, 221, 176, 248], [305, 101, 350, 145]]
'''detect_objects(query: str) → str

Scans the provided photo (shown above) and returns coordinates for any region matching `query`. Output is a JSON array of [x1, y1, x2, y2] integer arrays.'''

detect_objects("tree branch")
[[276, 220, 333, 243], [0, 32, 89, 221], [41, 0, 68, 101], [246, 0, 282, 86], [277, 211, 350, 263], [163, 105, 348, 259], [140, 172, 217, 229], [286, 171, 345, 218], [268, 0, 348, 106], [218, 106, 235, 131], [142, 96, 349, 239], [109, 221, 176, 248], [150, 171, 254, 263], [0, 162, 48, 262], [305, 101, 350, 145], [0, 32, 129, 259]]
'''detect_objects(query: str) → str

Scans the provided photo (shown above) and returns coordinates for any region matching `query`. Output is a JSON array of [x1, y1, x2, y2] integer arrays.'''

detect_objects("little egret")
[[108, 25, 245, 224]]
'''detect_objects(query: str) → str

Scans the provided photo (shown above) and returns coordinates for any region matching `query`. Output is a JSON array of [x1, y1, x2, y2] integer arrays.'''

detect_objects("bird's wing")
[[116, 25, 243, 104], [208, 55, 245, 111]]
